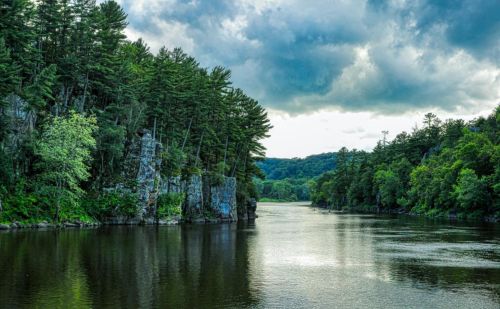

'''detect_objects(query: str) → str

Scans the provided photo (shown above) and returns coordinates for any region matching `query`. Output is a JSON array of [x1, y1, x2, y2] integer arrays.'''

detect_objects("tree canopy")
[[0, 0, 271, 223], [311, 106, 499, 220]]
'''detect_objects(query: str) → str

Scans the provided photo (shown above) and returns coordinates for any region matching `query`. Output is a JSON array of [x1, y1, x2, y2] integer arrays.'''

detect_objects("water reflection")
[[0, 224, 260, 308], [1, 204, 499, 308]]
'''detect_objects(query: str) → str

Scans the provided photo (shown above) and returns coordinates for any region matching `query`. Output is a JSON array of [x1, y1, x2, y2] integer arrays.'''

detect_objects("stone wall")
[[159, 176, 183, 194], [209, 177, 237, 221], [136, 131, 162, 222], [109, 129, 242, 224], [183, 175, 204, 220]]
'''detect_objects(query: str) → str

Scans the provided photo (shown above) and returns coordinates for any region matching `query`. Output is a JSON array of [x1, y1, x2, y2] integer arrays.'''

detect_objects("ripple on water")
[[378, 241, 500, 268]]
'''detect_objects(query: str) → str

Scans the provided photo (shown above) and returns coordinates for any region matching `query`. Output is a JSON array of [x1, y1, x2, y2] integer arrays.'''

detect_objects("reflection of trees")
[[370, 220, 500, 303], [0, 230, 94, 308], [382, 262, 500, 294], [0, 224, 260, 308]]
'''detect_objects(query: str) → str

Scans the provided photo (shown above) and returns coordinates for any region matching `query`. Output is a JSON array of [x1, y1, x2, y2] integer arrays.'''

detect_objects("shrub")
[[157, 193, 184, 218], [84, 191, 138, 220]]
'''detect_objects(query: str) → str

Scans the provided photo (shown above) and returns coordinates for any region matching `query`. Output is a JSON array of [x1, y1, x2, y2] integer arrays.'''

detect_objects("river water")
[[1, 203, 499, 308]]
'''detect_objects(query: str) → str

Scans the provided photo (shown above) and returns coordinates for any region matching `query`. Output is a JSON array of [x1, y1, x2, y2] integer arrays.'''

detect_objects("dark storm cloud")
[[108, 0, 499, 114]]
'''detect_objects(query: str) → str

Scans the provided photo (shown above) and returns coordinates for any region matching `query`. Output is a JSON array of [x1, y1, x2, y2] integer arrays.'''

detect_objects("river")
[[1, 202, 499, 308]]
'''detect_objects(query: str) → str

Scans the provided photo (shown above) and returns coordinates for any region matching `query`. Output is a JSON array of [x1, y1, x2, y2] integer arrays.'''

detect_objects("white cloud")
[[263, 107, 495, 158], [125, 18, 195, 54], [99, 0, 499, 157]]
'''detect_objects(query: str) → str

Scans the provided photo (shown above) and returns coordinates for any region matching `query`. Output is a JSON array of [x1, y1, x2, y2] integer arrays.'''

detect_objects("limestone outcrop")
[[247, 198, 257, 220], [206, 177, 237, 221], [183, 175, 204, 220], [136, 130, 162, 222], [105, 128, 246, 224]]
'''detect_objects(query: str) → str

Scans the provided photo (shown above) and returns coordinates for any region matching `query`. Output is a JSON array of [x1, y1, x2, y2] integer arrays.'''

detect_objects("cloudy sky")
[[104, 0, 499, 158]]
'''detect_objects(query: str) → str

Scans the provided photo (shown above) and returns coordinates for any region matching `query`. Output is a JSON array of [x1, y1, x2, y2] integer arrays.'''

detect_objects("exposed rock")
[[209, 177, 237, 221], [136, 130, 162, 221], [238, 210, 248, 221], [64, 222, 79, 228], [143, 218, 156, 225], [160, 176, 184, 194], [0, 224, 10, 230], [96, 127, 241, 225], [158, 219, 179, 225], [36, 221, 49, 228], [247, 198, 257, 220], [184, 175, 204, 219], [191, 217, 206, 224], [102, 216, 141, 225], [206, 218, 220, 224]]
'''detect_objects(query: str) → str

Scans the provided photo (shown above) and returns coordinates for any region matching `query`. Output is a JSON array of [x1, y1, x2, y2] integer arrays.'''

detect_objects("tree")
[[0, 39, 20, 101], [35, 112, 97, 221], [374, 169, 401, 208], [453, 168, 489, 212]]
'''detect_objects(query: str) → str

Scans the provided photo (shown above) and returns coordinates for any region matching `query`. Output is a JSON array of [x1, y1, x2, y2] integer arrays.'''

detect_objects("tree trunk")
[[181, 117, 193, 151]]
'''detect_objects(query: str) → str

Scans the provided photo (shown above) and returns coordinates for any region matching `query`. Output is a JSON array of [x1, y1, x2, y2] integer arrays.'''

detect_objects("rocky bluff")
[[110, 130, 255, 224]]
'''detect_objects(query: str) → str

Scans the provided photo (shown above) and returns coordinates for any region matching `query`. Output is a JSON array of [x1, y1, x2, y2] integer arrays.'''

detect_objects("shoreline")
[[0, 216, 245, 231], [312, 204, 499, 223]]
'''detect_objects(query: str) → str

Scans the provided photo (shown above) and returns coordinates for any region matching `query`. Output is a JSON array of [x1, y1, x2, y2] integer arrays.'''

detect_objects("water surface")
[[1, 203, 499, 308]]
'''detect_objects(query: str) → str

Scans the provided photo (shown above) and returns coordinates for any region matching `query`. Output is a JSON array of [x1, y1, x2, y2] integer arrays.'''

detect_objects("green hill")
[[255, 152, 337, 202], [257, 152, 337, 180]]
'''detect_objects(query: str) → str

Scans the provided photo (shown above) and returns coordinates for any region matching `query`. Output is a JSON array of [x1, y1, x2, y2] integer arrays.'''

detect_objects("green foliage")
[[0, 0, 270, 224], [0, 193, 41, 223], [157, 193, 183, 218], [311, 106, 499, 220], [84, 191, 138, 219], [0, 38, 20, 101], [23, 65, 57, 110], [35, 112, 97, 221], [161, 142, 187, 177], [374, 169, 401, 208], [257, 152, 337, 180], [453, 168, 489, 212], [255, 178, 310, 201]]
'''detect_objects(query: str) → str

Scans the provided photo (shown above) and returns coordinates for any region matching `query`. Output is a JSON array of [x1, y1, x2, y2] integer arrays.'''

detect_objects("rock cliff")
[[127, 130, 242, 224], [136, 131, 162, 222]]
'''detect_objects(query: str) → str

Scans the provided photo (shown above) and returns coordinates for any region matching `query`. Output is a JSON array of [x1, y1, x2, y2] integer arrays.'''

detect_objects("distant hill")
[[257, 152, 337, 180]]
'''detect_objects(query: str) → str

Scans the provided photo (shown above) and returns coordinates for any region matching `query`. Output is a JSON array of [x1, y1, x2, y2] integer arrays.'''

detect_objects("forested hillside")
[[311, 108, 499, 221], [255, 153, 336, 201], [257, 153, 336, 180], [0, 0, 270, 224]]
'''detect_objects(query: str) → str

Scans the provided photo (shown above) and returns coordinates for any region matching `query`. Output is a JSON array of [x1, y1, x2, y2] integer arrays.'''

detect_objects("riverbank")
[[0, 215, 244, 231], [0, 219, 178, 231], [313, 204, 500, 223]]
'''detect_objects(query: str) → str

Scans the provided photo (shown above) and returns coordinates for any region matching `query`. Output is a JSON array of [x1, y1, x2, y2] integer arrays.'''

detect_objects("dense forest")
[[257, 153, 337, 180], [0, 0, 271, 224], [255, 153, 336, 201], [311, 107, 499, 220]]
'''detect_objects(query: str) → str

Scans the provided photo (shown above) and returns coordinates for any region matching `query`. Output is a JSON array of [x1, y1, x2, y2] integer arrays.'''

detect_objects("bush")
[[0, 194, 44, 223], [157, 193, 184, 218], [83, 191, 138, 220]]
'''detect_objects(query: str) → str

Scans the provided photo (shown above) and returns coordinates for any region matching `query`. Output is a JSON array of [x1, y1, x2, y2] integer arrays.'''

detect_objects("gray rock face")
[[36, 222, 49, 228], [247, 198, 257, 220], [136, 131, 162, 221], [160, 176, 184, 194], [209, 177, 237, 221], [102, 216, 141, 225], [101, 127, 240, 225], [3, 95, 36, 162], [0, 224, 10, 230], [184, 175, 204, 220]]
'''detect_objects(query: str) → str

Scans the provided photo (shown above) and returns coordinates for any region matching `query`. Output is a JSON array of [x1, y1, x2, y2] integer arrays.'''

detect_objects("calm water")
[[1, 203, 500, 308]]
